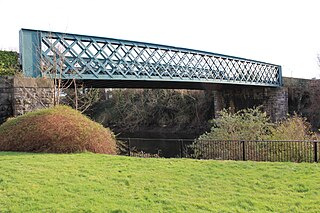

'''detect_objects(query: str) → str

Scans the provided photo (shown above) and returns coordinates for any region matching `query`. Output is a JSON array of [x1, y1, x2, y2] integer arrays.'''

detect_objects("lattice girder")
[[19, 29, 282, 87]]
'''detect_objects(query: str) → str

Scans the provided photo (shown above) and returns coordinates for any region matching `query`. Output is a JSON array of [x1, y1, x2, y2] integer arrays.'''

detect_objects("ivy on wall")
[[0, 50, 19, 76]]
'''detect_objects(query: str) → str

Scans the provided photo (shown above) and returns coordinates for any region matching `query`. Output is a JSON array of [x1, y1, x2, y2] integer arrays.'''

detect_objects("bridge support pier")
[[263, 87, 288, 121], [213, 86, 288, 121], [213, 90, 224, 118]]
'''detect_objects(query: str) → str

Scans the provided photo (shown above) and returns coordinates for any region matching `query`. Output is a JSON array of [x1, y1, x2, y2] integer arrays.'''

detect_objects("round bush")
[[0, 106, 117, 154]]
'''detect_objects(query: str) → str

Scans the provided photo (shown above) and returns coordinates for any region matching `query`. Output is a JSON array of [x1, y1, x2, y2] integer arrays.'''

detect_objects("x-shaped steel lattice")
[[20, 29, 282, 87]]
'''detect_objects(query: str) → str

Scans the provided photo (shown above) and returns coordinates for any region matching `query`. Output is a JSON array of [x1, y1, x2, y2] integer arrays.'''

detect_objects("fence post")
[[314, 141, 318, 163], [180, 139, 184, 158], [241, 141, 246, 161], [128, 138, 131, 156]]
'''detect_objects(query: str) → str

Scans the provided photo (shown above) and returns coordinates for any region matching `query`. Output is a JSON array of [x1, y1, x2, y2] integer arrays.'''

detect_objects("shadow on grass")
[[0, 151, 47, 156], [0, 151, 97, 157]]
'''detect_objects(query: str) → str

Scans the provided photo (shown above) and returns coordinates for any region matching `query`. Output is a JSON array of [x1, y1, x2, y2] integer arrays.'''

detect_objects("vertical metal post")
[[314, 141, 318, 163], [242, 141, 246, 161], [128, 138, 131, 156], [19, 29, 42, 77], [279, 66, 283, 86], [179, 139, 184, 158]]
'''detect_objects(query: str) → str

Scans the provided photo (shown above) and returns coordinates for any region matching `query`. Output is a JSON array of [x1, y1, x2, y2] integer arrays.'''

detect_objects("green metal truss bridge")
[[19, 29, 282, 89]]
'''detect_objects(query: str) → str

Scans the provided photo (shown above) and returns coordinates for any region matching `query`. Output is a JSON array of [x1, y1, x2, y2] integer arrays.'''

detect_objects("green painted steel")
[[19, 29, 282, 87]]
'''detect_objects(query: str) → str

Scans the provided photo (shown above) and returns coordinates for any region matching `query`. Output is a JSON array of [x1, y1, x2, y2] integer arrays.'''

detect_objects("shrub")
[[0, 106, 117, 154], [0, 50, 19, 76], [197, 108, 315, 141], [192, 108, 317, 161], [199, 107, 272, 141], [267, 114, 316, 140]]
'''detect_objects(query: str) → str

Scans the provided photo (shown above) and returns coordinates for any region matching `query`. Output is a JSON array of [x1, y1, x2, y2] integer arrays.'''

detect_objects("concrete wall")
[[0, 76, 54, 124]]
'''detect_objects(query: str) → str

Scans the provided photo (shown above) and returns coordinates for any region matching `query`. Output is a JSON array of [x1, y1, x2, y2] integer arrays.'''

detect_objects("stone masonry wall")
[[283, 77, 320, 129], [212, 85, 288, 122], [12, 77, 54, 116], [0, 77, 13, 124], [0, 76, 54, 124], [263, 87, 288, 122]]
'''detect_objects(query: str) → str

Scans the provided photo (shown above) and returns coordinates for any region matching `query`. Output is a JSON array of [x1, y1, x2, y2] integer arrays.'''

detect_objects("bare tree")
[[39, 32, 99, 112]]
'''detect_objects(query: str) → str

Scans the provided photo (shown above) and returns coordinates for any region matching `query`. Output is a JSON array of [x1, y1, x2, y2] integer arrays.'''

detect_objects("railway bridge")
[[17, 29, 287, 120]]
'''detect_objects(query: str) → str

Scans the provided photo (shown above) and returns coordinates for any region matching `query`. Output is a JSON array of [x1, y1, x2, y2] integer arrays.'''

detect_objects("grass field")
[[0, 152, 320, 212]]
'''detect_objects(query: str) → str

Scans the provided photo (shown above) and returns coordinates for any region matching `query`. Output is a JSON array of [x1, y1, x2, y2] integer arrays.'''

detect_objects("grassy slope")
[[0, 152, 319, 212]]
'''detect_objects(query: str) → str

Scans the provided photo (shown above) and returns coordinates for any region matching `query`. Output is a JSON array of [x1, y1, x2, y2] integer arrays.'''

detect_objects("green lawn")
[[0, 152, 319, 212]]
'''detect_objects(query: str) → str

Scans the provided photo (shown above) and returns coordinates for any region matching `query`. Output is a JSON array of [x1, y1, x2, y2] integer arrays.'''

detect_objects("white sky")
[[1, 0, 320, 79]]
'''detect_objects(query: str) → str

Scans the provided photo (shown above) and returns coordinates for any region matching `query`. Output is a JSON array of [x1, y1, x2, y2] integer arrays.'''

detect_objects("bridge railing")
[[19, 28, 282, 87]]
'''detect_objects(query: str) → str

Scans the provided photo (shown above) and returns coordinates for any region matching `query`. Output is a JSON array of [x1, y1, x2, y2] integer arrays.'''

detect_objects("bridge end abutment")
[[0, 76, 54, 124]]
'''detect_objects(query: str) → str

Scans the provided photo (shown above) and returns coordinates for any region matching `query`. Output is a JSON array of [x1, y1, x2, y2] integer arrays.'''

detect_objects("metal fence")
[[117, 138, 320, 163]]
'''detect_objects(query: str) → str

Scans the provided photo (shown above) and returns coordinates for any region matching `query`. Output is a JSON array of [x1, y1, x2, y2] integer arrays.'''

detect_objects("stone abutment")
[[0, 76, 54, 123]]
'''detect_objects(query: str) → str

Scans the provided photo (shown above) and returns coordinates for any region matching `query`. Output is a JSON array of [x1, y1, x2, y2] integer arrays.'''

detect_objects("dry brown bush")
[[0, 105, 117, 154]]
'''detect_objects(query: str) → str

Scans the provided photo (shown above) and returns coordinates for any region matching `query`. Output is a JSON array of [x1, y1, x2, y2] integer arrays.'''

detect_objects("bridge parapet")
[[20, 29, 282, 87]]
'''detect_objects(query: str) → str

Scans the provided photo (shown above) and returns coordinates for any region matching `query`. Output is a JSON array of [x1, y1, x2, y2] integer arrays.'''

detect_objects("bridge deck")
[[19, 29, 282, 88]]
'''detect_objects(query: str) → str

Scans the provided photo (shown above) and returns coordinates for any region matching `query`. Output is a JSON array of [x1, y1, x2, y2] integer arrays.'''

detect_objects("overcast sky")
[[1, 0, 320, 79]]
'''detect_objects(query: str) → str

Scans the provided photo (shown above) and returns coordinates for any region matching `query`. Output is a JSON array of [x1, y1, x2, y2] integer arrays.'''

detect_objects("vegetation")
[[199, 107, 271, 141], [192, 108, 317, 160], [0, 152, 319, 212], [268, 114, 316, 140], [198, 107, 315, 141], [0, 106, 117, 154], [62, 87, 100, 113], [0, 50, 19, 76], [92, 89, 212, 133]]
